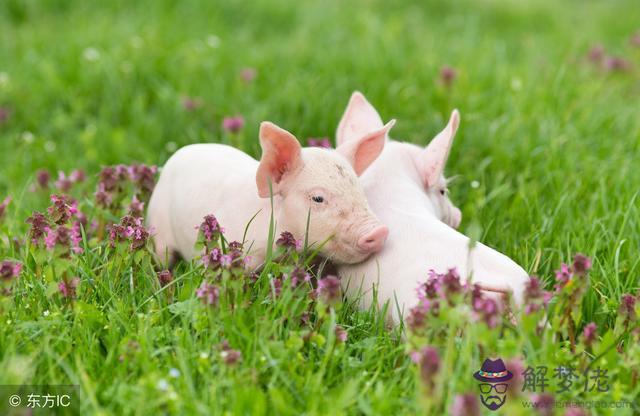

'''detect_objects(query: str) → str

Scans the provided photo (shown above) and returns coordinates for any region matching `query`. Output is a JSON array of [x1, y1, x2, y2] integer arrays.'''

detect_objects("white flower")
[[199, 352, 209, 360], [43, 310, 50, 317], [156, 379, 169, 391], [44, 141, 56, 152], [22, 131, 35, 144], [83, 47, 101, 62], [169, 368, 180, 378], [206, 35, 220, 48], [0, 72, 9, 88], [165, 141, 177, 152], [470, 180, 480, 189]]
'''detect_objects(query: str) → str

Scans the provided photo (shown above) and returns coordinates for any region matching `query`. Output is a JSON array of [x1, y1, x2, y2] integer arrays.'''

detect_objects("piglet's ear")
[[336, 91, 385, 146], [256, 122, 303, 198], [420, 110, 460, 187], [336, 119, 395, 176]]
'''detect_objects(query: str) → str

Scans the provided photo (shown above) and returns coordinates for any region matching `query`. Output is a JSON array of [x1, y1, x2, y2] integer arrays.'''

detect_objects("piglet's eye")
[[439, 189, 446, 196], [312, 196, 324, 203]]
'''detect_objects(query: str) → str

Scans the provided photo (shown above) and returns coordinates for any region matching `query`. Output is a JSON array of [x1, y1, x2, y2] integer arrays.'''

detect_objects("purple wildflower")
[[70, 169, 86, 183], [441, 268, 463, 298], [36, 169, 51, 189], [451, 393, 480, 416], [240, 67, 257, 82], [603, 56, 631, 72], [128, 195, 145, 217], [0, 106, 10, 124], [555, 263, 572, 286], [222, 116, 244, 133], [48, 194, 77, 225], [0, 196, 11, 219], [128, 223, 149, 250], [619, 294, 636, 323], [317, 275, 341, 305], [587, 44, 605, 63], [531, 393, 555, 416], [108, 223, 128, 246], [26, 211, 50, 244], [582, 322, 597, 347], [98, 166, 121, 192], [196, 281, 220, 306], [58, 277, 80, 299], [94, 183, 113, 208], [219, 254, 233, 268], [219, 342, 242, 366], [475, 296, 501, 328], [55, 171, 73, 192], [523, 276, 552, 314], [440, 65, 457, 86], [70, 221, 84, 254], [308, 137, 332, 148], [157, 270, 173, 287], [506, 358, 525, 395], [276, 231, 302, 250], [410, 346, 440, 388], [406, 303, 430, 331], [128, 164, 157, 195], [0, 260, 22, 281], [202, 247, 222, 270], [198, 215, 224, 242], [334, 325, 348, 343], [572, 253, 592, 275], [289, 266, 311, 288], [182, 96, 202, 111]]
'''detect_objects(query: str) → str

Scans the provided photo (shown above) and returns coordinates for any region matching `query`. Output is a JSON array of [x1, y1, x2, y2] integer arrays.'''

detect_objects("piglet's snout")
[[357, 225, 389, 254], [450, 207, 462, 229]]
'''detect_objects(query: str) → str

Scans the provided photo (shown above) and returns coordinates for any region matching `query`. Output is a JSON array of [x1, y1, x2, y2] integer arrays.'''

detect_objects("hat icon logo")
[[473, 358, 513, 411]]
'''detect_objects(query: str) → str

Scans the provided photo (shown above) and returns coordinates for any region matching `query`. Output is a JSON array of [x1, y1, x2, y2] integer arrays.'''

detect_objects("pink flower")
[[182, 96, 202, 111], [157, 270, 173, 287], [58, 277, 80, 299], [0, 196, 11, 219], [55, 171, 73, 192], [440, 65, 457, 86], [196, 281, 220, 306], [128, 195, 145, 217], [239, 67, 257, 82], [26, 211, 50, 244], [587, 44, 605, 63], [410, 346, 440, 389], [582, 322, 597, 347], [198, 215, 224, 242], [222, 116, 244, 133], [69, 169, 86, 183], [36, 169, 51, 189], [317, 275, 341, 305], [603, 56, 631, 72], [276, 231, 302, 250], [531, 393, 555, 416], [0, 260, 22, 281], [619, 294, 636, 323], [451, 393, 480, 416], [572, 253, 591, 275], [0, 106, 10, 124], [308, 137, 332, 148], [334, 325, 348, 343], [70, 221, 84, 254]]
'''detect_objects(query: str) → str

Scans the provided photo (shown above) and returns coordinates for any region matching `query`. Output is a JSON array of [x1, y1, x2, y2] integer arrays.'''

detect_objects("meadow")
[[0, 0, 639, 414]]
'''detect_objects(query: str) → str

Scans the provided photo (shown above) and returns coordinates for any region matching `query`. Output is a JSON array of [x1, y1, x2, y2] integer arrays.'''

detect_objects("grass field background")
[[1, 0, 639, 414]]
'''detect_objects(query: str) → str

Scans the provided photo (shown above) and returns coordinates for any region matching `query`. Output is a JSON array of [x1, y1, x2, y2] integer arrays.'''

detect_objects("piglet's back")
[[148, 143, 261, 262]]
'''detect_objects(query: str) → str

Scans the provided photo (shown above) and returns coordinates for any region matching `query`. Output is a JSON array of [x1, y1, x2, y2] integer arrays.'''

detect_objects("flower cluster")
[[107, 215, 151, 251], [94, 164, 157, 212], [1, 260, 22, 281], [26, 195, 85, 255]]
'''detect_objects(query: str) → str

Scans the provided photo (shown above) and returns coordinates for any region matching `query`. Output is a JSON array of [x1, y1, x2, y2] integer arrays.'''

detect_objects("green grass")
[[1, 0, 639, 414]]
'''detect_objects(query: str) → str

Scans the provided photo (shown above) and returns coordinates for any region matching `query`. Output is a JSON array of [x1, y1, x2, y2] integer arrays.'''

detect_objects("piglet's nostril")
[[357, 225, 389, 254]]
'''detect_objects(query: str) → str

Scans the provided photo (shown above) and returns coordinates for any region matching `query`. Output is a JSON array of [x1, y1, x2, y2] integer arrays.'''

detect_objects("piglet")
[[336, 92, 531, 326], [147, 120, 393, 268]]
